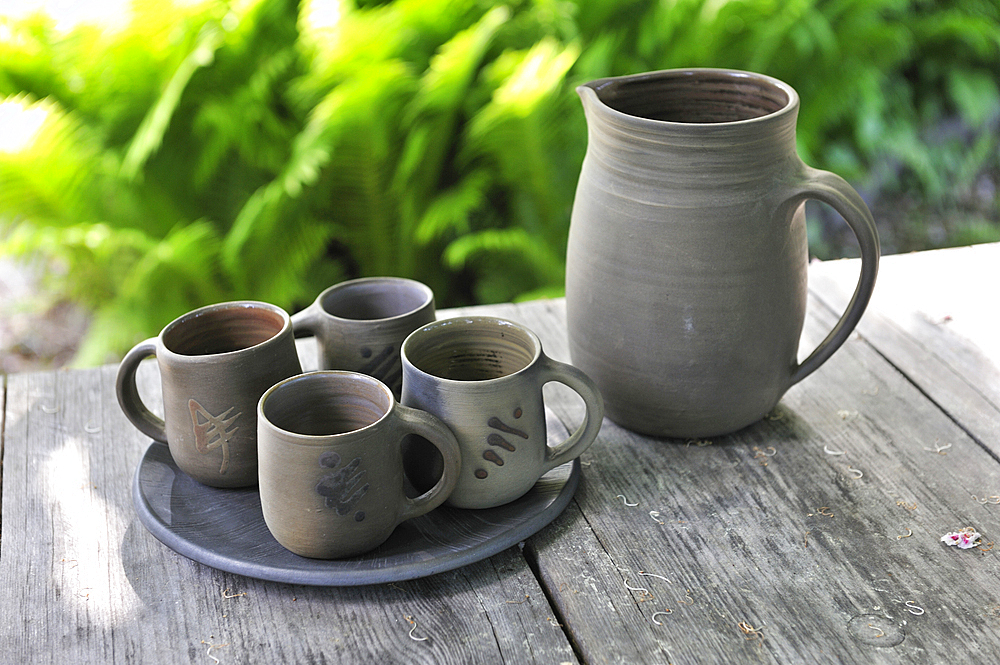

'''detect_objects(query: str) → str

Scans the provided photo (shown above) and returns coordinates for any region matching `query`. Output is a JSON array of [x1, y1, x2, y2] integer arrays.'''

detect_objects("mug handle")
[[290, 302, 323, 338], [539, 356, 605, 473], [115, 338, 167, 442], [783, 167, 880, 386], [395, 405, 462, 522]]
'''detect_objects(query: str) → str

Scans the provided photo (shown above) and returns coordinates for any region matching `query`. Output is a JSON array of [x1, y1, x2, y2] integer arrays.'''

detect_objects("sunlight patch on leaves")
[[120, 22, 224, 180]]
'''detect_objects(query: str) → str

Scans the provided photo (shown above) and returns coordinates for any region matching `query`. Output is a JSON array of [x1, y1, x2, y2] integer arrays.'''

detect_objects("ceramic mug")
[[116, 301, 302, 487], [401, 316, 604, 509], [290, 277, 435, 397], [257, 371, 461, 559]]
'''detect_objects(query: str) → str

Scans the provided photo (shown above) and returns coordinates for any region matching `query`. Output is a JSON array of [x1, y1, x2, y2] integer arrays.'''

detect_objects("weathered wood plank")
[[1, 373, 5, 533], [521, 291, 1000, 663], [0, 352, 578, 664], [5, 249, 1000, 664], [808, 244, 1000, 456]]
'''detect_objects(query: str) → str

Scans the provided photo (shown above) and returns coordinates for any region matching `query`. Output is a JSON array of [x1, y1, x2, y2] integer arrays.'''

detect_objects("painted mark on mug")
[[189, 399, 240, 474], [479, 409, 527, 473], [483, 450, 504, 466], [487, 433, 516, 452], [316, 455, 369, 520], [359, 345, 398, 387], [488, 415, 529, 439]]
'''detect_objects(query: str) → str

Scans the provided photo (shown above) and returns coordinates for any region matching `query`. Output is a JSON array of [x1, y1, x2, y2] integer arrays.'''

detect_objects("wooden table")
[[3, 243, 999, 664]]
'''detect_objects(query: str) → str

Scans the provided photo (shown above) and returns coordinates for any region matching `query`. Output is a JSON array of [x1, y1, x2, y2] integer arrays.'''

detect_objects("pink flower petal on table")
[[941, 528, 982, 549]]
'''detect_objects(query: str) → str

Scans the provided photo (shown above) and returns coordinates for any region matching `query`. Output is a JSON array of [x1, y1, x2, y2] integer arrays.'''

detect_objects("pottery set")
[[119, 67, 879, 564], [116, 279, 604, 560]]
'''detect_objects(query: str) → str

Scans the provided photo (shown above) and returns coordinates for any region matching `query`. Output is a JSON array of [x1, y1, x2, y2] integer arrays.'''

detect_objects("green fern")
[[414, 170, 490, 244], [120, 24, 225, 180], [392, 6, 510, 274], [1, 0, 997, 364]]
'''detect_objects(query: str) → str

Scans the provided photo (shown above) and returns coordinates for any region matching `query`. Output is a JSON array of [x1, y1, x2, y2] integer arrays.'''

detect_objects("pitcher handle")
[[115, 338, 167, 442], [785, 167, 880, 386]]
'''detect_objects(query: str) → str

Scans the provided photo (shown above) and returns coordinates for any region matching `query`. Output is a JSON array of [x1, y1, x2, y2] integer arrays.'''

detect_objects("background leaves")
[[1, 0, 998, 365]]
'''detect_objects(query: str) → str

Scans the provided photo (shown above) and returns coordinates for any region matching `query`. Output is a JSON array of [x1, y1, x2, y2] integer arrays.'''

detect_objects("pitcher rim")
[[579, 67, 799, 129]]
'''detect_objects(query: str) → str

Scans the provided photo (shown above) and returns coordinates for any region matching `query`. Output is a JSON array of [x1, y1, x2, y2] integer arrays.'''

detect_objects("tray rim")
[[132, 441, 580, 587]]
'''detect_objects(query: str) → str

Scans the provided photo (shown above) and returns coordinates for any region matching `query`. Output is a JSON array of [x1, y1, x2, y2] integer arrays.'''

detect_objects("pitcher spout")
[[575, 82, 605, 120]]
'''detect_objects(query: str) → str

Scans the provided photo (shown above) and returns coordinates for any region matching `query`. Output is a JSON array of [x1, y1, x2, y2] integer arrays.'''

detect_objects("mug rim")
[[580, 67, 799, 129], [317, 276, 434, 323], [159, 300, 292, 359], [401, 316, 542, 385], [258, 370, 395, 442]]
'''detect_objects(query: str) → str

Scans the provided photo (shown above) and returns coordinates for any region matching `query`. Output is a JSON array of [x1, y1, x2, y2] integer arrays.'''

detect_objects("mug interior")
[[262, 373, 391, 436], [597, 70, 790, 123], [406, 318, 537, 381], [321, 279, 430, 321], [163, 304, 285, 356]]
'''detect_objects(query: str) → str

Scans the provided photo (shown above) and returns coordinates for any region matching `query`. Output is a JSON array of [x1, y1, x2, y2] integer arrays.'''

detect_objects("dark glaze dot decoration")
[[316, 452, 369, 521]]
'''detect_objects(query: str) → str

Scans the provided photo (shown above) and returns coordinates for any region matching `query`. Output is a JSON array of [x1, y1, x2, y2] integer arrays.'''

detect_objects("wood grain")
[[520, 290, 1000, 662], [0, 353, 577, 664], [3, 245, 1000, 664], [808, 245, 1000, 457]]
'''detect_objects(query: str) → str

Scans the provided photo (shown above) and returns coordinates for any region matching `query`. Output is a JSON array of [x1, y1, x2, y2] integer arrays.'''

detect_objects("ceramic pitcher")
[[565, 68, 879, 438]]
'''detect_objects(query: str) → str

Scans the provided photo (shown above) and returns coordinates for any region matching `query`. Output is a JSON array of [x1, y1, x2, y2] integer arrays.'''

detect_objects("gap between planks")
[[807, 279, 1000, 467], [1, 372, 5, 541]]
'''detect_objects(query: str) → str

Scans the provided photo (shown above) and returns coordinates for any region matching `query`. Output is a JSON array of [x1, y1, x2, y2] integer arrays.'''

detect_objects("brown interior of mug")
[[263, 373, 390, 436], [406, 320, 535, 381], [321, 281, 430, 320], [163, 305, 285, 356], [598, 71, 790, 123]]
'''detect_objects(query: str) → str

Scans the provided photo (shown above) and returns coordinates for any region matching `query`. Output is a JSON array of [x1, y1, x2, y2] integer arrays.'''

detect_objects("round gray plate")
[[132, 409, 580, 586]]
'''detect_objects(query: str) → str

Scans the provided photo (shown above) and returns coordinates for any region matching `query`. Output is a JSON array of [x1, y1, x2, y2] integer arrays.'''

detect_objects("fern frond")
[[1, 220, 155, 307], [444, 227, 563, 279], [460, 38, 580, 230], [246, 218, 343, 306], [406, 5, 509, 121], [462, 38, 580, 175], [69, 220, 228, 364], [443, 227, 566, 304], [116, 220, 227, 307], [120, 23, 225, 181], [414, 170, 490, 245], [222, 60, 415, 291], [0, 95, 105, 225], [391, 5, 509, 272]]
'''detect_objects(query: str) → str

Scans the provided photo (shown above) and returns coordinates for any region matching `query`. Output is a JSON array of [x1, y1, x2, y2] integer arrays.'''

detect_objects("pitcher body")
[[566, 69, 879, 438]]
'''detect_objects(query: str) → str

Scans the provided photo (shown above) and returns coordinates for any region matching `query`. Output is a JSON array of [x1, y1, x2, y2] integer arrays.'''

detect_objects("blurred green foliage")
[[1, 0, 998, 364]]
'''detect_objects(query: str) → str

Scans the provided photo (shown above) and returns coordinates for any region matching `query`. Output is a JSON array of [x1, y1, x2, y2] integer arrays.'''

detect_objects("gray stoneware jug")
[[565, 68, 880, 439]]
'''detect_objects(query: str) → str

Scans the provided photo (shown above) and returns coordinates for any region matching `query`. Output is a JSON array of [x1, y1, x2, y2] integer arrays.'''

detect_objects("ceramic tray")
[[132, 409, 580, 586]]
